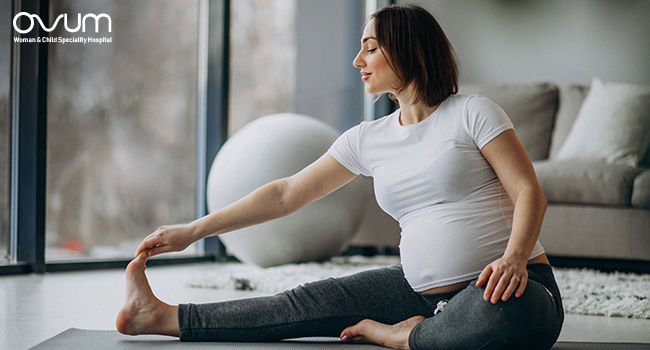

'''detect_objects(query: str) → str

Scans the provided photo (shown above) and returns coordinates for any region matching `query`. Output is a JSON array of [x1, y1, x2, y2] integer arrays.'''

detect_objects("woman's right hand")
[[135, 223, 199, 257]]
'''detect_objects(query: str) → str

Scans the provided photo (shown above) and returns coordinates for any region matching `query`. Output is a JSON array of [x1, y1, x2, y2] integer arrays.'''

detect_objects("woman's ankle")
[[159, 304, 180, 337]]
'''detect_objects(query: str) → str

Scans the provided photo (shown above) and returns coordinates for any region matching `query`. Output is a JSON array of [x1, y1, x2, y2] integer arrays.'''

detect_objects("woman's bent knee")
[[408, 280, 562, 349]]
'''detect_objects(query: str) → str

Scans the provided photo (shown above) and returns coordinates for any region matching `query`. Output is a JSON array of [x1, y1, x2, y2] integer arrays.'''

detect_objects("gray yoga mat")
[[29, 329, 386, 350], [30, 328, 650, 350]]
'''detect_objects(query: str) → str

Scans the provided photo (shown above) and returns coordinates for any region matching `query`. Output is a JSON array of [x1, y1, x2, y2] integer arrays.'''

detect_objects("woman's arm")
[[192, 153, 358, 239], [474, 129, 548, 304], [135, 153, 358, 257]]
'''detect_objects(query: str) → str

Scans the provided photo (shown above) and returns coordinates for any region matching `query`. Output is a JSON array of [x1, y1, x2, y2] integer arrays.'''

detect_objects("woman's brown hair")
[[371, 4, 458, 106]]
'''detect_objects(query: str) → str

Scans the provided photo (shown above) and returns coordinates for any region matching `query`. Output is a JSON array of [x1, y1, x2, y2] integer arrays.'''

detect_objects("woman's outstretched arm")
[[135, 153, 357, 257]]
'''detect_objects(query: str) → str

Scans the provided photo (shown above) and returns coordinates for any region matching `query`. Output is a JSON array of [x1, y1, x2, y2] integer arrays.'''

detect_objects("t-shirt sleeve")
[[327, 124, 371, 176], [464, 95, 515, 150]]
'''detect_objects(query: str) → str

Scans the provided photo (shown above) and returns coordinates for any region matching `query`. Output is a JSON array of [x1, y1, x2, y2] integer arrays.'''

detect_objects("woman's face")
[[353, 20, 401, 95]]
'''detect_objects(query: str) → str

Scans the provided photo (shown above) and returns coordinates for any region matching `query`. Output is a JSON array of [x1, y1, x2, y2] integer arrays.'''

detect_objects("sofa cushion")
[[555, 77, 650, 167], [550, 84, 650, 167], [532, 160, 643, 206], [548, 84, 588, 159], [459, 83, 558, 161], [631, 170, 650, 209]]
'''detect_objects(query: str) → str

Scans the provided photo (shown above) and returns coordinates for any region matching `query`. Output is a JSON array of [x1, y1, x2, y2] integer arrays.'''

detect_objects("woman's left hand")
[[476, 255, 528, 304]]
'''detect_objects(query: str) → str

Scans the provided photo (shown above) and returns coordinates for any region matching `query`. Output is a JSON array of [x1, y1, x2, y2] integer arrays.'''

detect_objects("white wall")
[[405, 0, 650, 86], [295, 0, 365, 131]]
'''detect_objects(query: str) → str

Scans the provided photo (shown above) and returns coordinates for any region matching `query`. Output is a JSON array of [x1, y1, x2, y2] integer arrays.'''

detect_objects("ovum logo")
[[13, 12, 112, 34]]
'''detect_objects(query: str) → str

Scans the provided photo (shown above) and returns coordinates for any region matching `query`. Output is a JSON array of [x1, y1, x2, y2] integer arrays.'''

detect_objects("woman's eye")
[[367, 48, 377, 53]]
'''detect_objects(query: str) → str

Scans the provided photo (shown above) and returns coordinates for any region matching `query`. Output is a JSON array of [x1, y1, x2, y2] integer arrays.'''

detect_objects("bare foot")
[[339, 315, 426, 349], [116, 252, 179, 337]]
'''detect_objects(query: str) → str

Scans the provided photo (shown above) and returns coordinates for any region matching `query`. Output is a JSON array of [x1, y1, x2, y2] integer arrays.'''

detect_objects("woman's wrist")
[[502, 249, 528, 264], [189, 219, 209, 241]]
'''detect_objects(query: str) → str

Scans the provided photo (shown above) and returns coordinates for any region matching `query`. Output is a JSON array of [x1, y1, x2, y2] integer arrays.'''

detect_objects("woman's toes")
[[126, 252, 148, 274], [341, 319, 372, 341], [341, 316, 426, 349]]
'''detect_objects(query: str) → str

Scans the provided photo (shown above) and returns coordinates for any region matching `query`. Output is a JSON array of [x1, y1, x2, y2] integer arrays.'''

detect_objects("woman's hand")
[[135, 223, 198, 257], [476, 255, 528, 304]]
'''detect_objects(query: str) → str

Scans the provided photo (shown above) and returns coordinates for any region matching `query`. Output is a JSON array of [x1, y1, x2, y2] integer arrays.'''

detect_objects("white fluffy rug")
[[188, 255, 650, 319], [554, 267, 650, 319]]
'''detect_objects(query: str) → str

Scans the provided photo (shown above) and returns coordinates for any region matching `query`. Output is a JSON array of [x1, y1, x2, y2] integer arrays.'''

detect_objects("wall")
[[295, 0, 365, 131], [405, 0, 650, 86]]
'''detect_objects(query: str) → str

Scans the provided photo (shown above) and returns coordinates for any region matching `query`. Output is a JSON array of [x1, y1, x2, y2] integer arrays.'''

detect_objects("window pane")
[[229, 0, 296, 136], [46, 0, 200, 260], [0, 0, 10, 264]]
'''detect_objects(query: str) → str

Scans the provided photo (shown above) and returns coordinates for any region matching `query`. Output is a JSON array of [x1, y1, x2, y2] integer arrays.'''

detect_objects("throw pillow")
[[555, 77, 650, 166]]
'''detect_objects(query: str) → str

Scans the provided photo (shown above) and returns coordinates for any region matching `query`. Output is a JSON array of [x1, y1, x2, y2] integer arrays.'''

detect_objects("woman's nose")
[[352, 51, 363, 68]]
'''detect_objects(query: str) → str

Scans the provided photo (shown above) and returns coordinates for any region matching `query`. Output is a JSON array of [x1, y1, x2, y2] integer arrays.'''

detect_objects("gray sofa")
[[348, 83, 650, 264]]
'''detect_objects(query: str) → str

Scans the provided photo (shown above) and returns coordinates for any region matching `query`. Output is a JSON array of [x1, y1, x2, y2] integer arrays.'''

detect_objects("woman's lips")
[[361, 73, 371, 81]]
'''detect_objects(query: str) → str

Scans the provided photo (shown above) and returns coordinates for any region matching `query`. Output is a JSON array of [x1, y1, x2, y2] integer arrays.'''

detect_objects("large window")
[[45, 0, 200, 260], [0, 0, 10, 264], [2, 0, 366, 272]]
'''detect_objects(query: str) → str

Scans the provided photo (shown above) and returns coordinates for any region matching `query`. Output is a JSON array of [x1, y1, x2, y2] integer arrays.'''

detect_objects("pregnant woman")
[[117, 4, 564, 349]]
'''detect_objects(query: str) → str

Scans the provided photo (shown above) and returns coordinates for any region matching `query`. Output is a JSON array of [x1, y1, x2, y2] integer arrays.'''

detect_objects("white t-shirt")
[[327, 94, 545, 292]]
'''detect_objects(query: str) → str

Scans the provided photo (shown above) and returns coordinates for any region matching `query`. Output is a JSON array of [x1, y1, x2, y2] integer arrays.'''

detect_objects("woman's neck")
[[395, 86, 440, 126]]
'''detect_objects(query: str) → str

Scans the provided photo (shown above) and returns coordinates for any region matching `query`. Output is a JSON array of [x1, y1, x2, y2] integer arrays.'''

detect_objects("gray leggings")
[[178, 263, 564, 349]]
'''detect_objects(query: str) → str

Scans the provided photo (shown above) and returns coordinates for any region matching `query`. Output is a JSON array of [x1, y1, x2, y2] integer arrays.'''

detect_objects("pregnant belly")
[[398, 205, 511, 292]]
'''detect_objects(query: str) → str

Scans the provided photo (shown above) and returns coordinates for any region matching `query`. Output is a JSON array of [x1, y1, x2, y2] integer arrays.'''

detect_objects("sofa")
[[347, 80, 650, 267]]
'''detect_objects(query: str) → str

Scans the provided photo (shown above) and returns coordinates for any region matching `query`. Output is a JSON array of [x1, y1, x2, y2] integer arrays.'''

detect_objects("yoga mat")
[[30, 329, 650, 350], [29, 329, 385, 349]]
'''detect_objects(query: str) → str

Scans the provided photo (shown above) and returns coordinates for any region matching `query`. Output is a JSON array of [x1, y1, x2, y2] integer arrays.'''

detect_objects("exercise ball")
[[206, 113, 369, 267]]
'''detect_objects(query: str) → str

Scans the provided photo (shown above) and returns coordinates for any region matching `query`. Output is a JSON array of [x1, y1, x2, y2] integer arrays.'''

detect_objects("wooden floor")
[[2, 262, 649, 349]]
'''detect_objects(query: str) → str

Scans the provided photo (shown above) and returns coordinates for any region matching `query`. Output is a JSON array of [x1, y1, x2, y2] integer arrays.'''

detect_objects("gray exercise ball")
[[206, 113, 369, 267]]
